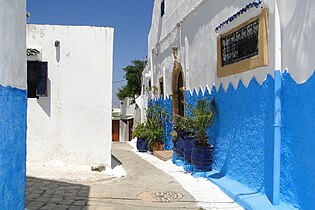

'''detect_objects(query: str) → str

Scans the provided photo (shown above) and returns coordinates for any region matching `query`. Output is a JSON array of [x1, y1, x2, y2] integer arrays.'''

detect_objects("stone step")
[[153, 150, 173, 161]]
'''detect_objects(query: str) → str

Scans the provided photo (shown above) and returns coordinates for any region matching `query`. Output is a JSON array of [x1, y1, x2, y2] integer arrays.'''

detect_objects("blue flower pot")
[[174, 135, 185, 156], [136, 137, 148, 152], [191, 143, 213, 171], [183, 136, 195, 163]]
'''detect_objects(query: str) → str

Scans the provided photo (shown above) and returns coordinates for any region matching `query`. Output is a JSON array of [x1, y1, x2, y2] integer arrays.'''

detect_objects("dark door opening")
[[177, 71, 184, 116]]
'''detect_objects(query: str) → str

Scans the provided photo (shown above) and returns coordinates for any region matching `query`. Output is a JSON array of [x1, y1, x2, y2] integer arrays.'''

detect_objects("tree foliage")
[[116, 59, 147, 101]]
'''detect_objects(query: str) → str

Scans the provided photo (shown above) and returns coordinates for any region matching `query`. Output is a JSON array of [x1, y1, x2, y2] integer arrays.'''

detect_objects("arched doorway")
[[172, 62, 185, 117]]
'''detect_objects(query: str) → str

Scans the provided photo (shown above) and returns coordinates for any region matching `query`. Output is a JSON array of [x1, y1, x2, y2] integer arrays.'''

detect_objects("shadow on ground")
[[25, 176, 90, 210], [111, 154, 122, 169]]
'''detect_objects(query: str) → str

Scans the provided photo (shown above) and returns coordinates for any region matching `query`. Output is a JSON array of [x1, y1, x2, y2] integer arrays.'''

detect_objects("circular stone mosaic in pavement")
[[137, 191, 184, 202]]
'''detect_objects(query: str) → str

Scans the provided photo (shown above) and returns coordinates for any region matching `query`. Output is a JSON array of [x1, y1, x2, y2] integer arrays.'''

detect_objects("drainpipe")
[[273, 0, 282, 205]]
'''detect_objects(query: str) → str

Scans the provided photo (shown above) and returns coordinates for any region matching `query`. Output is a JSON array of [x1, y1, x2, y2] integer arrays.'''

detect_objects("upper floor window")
[[221, 20, 259, 66], [161, 0, 165, 17], [217, 9, 268, 77], [159, 77, 164, 96], [27, 61, 48, 98]]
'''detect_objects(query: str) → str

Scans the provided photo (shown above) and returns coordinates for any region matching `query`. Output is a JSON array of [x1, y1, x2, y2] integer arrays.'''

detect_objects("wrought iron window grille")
[[221, 20, 259, 66]]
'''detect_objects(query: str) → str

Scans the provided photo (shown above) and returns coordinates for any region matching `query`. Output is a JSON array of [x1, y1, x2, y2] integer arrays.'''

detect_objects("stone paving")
[[25, 177, 89, 209], [25, 143, 201, 210]]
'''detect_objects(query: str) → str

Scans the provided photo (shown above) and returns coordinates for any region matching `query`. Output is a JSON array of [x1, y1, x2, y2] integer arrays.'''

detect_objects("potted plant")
[[172, 115, 193, 156], [144, 104, 165, 152], [132, 123, 149, 152], [187, 98, 217, 171]]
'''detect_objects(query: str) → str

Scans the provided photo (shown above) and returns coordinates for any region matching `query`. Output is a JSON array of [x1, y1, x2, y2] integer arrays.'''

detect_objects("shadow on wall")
[[37, 78, 51, 117], [285, 0, 314, 78], [56, 45, 61, 63], [25, 176, 90, 209]]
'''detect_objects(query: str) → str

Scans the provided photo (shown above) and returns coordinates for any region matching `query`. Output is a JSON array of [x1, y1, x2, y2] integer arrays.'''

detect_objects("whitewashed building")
[[26, 25, 114, 168], [144, 0, 315, 210], [0, 0, 27, 208], [112, 98, 136, 142]]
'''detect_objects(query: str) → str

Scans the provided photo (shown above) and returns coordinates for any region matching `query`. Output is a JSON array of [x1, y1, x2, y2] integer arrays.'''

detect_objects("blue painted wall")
[[154, 71, 315, 209], [185, 76, 275, 200], [213, 77, 274, 196], [0, 85, 27, 209], [281, 71, 315, 210]]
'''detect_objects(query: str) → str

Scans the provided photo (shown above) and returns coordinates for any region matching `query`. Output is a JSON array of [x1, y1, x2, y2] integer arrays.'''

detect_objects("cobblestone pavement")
[[25, 143, 200, 210], [25, 177, 89, 210]]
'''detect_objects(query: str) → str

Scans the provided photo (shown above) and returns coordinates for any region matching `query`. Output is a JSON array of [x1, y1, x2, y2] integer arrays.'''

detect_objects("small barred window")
[[217, 9, 268, 78], [221, 20, 259, 66]]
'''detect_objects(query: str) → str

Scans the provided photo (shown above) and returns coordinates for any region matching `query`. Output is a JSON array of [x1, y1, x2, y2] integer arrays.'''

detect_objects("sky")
[[26, 0, 154, 107]]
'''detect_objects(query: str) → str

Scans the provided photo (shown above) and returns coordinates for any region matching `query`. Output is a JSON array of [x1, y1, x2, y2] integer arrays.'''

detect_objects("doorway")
[[112, 120, 120, 141], [172, 62, 185, 117], [177, 71, 184, 116]]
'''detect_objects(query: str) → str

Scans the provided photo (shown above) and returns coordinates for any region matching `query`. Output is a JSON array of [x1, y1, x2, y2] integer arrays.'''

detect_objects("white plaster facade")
[[0, 0, 26, 89], [27, 24, 114, 167], [144, 0, 315, 96], [120, 98, 136, 142]]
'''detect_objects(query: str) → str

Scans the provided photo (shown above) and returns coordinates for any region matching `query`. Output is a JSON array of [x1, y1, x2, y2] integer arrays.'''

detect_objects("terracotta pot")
[[151, 142, 164, 152]]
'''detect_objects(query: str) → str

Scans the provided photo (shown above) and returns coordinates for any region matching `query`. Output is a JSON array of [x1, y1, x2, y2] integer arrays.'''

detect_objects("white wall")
[[27, 24, 114, 167], [147, 0, 315, 96], [0, 0, 26, 89], [279, 0, 315, 83], [120, 98, 135, 142], [119, 120, 128, 142], [120, 98, 135, 117]]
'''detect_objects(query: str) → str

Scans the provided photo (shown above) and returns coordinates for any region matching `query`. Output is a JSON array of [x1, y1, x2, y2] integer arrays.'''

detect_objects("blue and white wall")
[[146, 0, 315, 209], [0, 0, 27, 208]]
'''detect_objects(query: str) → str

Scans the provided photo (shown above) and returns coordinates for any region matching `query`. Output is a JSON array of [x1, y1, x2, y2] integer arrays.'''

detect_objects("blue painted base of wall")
[[281, 70, 315, 210], [0, 85, 27, 209], [172, 151, 185, 166], [205, 170, 297, 210], [185, 75, 274, 199], [154, 70, 315, 210], [183, 163, 194, 173], [185, 71, 315, 210]]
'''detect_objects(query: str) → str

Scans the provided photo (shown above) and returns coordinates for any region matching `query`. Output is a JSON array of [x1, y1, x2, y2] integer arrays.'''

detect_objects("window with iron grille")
[[217, 9, 269, 78], [221, 20, 259, 66]]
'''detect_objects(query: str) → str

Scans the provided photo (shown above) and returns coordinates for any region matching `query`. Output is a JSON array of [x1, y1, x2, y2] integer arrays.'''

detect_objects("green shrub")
[[186, 98, 217, 146]]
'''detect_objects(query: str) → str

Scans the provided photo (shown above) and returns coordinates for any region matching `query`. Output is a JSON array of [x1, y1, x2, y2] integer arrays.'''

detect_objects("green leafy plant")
[[172, 114, 193, 132], [146, 103, 172, 149], [171, 114, 193, 144], [132, 103, 169, 150], [132, 123, 147, 139], [144, 104, 164, 149], [186, 98, 217, 147]]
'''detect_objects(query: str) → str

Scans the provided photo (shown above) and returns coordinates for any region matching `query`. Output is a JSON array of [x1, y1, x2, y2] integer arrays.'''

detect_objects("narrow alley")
[[25, 143, 198, 209], [25, 142, 242, 210]]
